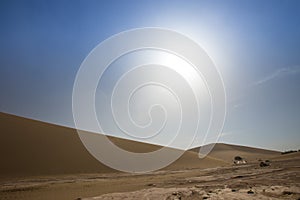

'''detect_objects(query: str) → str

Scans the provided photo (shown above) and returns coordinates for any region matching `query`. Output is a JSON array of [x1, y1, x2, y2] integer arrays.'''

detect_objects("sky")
[[0, 0, 300, 151]]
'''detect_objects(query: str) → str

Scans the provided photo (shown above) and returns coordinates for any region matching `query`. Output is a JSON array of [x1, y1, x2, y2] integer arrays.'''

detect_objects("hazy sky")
[[0, 0, 300, 151]]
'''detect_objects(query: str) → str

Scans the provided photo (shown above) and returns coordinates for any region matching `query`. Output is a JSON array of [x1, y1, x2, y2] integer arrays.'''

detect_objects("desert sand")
[[0, 112, 299, 200]]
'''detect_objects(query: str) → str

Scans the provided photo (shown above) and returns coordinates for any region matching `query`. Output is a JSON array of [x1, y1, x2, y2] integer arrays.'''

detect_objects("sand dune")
[[271, 151, 300, 160], [190, 143, 280, 163], [0, 112, 227, 178], [0, 112, 114, 178], [0, 112, 281, 179], [1, 112, 299, 200]]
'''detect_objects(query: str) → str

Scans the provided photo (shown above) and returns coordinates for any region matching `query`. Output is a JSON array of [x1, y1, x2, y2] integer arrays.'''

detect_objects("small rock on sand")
[[247, 190, 254, 194], [147, 183, 156, 187]]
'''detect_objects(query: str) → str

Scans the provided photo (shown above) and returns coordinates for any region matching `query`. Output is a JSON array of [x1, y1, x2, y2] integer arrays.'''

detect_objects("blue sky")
[[0, 0, 300, 151]]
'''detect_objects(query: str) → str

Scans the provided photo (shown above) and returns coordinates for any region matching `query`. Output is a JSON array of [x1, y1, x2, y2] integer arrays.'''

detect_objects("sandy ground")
[[1, 152, 299, 200], [87, 154, 300, 200], [0, 112, 298, 199]]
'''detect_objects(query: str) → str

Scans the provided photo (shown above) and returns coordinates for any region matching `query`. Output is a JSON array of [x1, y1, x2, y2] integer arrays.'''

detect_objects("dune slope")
[[0, 112, 227, 178]]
